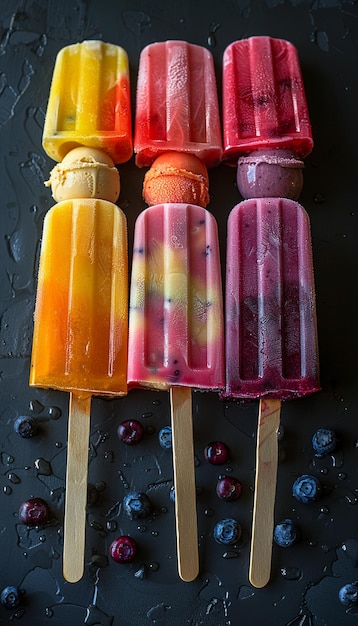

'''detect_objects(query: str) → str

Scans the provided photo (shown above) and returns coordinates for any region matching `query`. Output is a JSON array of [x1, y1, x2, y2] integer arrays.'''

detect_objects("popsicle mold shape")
[[127, 203, 224, 391], [43, 40, 132, 164], [134, 40, 223, 168], [223, 36, 313, 163], [223, 197, 320, 401], [30, 198, 128, 397]]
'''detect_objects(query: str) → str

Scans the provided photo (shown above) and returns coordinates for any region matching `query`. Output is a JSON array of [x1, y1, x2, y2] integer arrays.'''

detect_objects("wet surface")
[[0, 0, 357, 624]]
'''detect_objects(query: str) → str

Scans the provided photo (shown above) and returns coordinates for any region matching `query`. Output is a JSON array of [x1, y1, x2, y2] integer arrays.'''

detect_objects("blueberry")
[[18, 497, 50, 525], [204, 441, 230, 465], [110, 536, 137, 563], [0, 586, 21, 609], [158, 425, 172, 449], [123, 492, 153, 519], [312, 428, 337, 457], [216, 476, 242, 501], [338, 582, 358, 606], [117, 420, 144, 445], [292, 474, 322, 503], [213, 518, 241, 545], [14, 415, 39, 438], [273, 519, 300, 547]]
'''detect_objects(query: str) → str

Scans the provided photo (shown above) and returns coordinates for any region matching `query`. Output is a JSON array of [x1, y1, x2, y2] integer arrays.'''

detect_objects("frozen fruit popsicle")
[[30, 40, 132, 583], [30, 199, 128, 397], [223, 36, 313, 162], [131, 40, 223, 582], [128, 203, 224, 392], [128, 202, 224, 581], [223, 37, 313, 202], [224, 197, 319, 400], [221, 37, 319, 588], [134, 40, 222, 167], [43, 40, 132, 164]]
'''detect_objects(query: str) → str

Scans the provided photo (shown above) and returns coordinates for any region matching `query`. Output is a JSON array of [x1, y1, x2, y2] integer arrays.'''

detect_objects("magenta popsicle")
[[223, 197, 320, 401], [221, 36, 320, 589], [223, 36, 313, 162]]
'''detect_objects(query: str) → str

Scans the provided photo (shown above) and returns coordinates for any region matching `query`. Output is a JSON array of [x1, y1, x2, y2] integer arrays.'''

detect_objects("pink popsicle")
[[134, 40, 222, 168]]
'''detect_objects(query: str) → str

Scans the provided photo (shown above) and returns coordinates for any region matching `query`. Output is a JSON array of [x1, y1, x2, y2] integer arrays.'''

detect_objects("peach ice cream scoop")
[[46, 146, 120, 203], [142, 152, 210, 208]]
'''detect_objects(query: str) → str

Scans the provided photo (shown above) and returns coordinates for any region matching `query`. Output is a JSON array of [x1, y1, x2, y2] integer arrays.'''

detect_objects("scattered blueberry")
[[123, 492, 153, 519], [213, 518, 241, 545], [292, 474, 322, 503], [117, 420, 144, 445], [273, 519, 300, 547], [216, 476, 242, 501], [0, 586, 21, 609], [312, 428, 337, 457], [204, 441, 230, 465], [158, 425, 172, 449], [110, 535, 137, 563], [14, 415, 39, 438], [338, 582, 358, 606], [18, 497, 50, 525]]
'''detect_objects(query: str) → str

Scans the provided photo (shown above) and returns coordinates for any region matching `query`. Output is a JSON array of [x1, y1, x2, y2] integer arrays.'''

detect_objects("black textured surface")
[[0, 1, 357, 624]]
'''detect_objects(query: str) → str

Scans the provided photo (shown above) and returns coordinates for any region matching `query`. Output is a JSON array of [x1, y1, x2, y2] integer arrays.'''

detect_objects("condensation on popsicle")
[[29, 198, 128, 396], [127, 202, 224, 392], [134, 40, 223, 168], [223, 197, 320, 401], [43, 40, 132, 164], [222, 36, 313, 162]]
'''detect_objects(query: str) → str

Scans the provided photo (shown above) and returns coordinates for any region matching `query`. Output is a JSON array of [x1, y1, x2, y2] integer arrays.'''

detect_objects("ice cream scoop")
[[143, 152, 210, 208], [46, 146, 120, 203]]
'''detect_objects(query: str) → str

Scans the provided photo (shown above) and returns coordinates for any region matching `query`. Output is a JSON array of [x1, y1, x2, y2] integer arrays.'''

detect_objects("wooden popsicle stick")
[[249, 398, 281, 588], [170, 386, 199, 582], [63, 392, 92, 583]]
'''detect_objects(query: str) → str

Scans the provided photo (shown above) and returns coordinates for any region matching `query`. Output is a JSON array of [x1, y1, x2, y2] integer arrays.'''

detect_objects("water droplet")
[[142, 411, 153, 418], [152, 399, 161, 406], [3, 485, 12, 495], [55, 442, 62, 448], [149, 561, 159, 571], [45, 607, 54, 617], [29, 399, 44, 413], [280, 566, 303, 580], [106, 520, 117, 532], [1, 453, 15, 466], [151, 530, 159, 537], [223, 551, 239, 559], [338, 472, 347, 480], [8, 472, 20, 484], [34, 458, 52, 475], [39, 535, 46, 542], [137, 525, 147, 533], [313, 192, 326, 204], [204, 508, 215, 517], [47, 406, 61, 420], [104, 450, 114, 462]]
